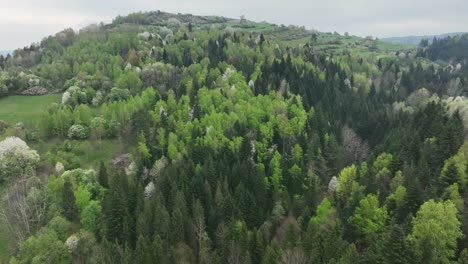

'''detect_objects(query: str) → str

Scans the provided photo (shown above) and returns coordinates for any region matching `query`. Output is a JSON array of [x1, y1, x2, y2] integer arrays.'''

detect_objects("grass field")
[[0, 94, 61, 125]]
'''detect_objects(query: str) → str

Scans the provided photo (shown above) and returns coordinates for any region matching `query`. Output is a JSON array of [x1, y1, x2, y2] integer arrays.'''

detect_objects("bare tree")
[[342, 126, 370, 165], [227, 242, 246, 264], [1, 177, 48, 244], [193, 201, 206, 261], [281, 248, 307, 264]]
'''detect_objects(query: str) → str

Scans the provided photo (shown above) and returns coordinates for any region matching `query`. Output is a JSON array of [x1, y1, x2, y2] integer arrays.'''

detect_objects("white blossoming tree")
[[144, 182, 155, 198], [55, 162, 65, 174], [0, 137, 39, 182], [328, 176, 339, 192], [68, 125, 89, 140], [65, 234, 79, 252]]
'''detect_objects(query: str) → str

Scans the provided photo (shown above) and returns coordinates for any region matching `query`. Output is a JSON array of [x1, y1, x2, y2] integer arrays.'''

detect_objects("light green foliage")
[[116, 70, 143, 94], [90, 117, 106, 140], [137, 132, 151, 161], [337, 165, 365, 200], [80, 201, 101, 232], [408, 199, 462, 263], [311, 198, 335, 225], [291, 144, 303, 164], [47, 175, 65, 217], [442, 183, 464, 213], [18, 227, 71, 264], [269, 151, 283, 196], [60, 168, 100, 198], [72, 104, 93, 126], [47, 216, 71, 241], [74, 184, 91, 213], [390, 171, 404, 192], [386, 185, 407, 209], [373, 153, 393, 176], [349, 194, 388, 238]]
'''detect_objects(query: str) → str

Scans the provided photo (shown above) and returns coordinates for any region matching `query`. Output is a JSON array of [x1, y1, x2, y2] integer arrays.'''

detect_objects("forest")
[[1, 10, 468, 263]]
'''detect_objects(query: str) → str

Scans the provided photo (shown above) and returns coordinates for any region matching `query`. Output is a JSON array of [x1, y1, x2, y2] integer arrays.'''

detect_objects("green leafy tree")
[[408, 199, 462, 263], [18, 227, 71, 264], [349, 194, 388, 241], [80, 200, 101, 234]]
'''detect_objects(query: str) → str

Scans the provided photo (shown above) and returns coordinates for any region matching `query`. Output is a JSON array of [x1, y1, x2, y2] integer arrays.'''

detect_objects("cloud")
[[0, 0, 467, 50]]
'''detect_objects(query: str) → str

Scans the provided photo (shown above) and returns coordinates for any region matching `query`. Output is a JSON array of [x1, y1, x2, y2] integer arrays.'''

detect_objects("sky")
[[0, 0, 467, 50]]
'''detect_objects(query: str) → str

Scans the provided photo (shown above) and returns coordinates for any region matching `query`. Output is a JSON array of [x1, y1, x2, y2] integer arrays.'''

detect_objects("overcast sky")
[[0, 0, 467, 50]]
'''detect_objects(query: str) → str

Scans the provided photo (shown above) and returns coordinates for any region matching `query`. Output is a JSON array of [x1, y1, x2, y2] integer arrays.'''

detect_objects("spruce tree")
[[63, 179, 77, 221], [98, 161, 108, 188], [440, 161, 462, 191]]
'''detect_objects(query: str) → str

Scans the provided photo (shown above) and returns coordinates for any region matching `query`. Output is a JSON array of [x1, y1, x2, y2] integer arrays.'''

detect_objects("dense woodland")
[[1, 11, 468, 263]]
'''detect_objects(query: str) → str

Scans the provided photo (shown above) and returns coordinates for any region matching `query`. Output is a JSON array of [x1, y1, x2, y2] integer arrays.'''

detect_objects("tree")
[[440, 160, 463, 191], [342, 125, 370, 165], [74, 184, 91, 213], [104, 173, 130, 244], [127, 49, 140, 66], [348, 194, 388, 241], [90, 117, 106, 145], [2, 177, 48, 244], [408, 199, 462, 263], [68, 124, 89, 139], [0, 137, 39, 182], [262, 242, 281, 264], [18, 227, 71, 263], [98, 161, 109, 188], [193, 199, 210, 262], [80, 201, 101, 234], [135, 234, 152, 264], [269, 151, 283, 199], [380, 225, 414, 264], [152, 234, 168, 263], [63, 179, 77, 221], [304, 199, 348, 263]]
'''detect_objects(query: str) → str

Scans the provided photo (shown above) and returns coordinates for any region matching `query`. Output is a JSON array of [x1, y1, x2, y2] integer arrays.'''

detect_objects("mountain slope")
[[0, 11, 467, 264]]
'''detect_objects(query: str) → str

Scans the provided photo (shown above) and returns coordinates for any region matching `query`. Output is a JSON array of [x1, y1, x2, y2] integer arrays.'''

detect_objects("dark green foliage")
[[98, 161, 108, 188], [63, 179, 77, 221]]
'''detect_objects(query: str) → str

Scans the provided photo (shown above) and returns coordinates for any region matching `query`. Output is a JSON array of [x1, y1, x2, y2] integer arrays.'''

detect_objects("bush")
[[0, 120, 8, 134], [68, 125, 89, 140]]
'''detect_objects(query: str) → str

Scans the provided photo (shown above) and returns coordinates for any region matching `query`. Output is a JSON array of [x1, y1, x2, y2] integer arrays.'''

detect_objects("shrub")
[[67, 125, 89, 140]]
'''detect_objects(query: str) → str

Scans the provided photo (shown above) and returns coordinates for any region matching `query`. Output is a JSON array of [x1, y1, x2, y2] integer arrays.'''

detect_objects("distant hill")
[[381, 32, 467, 45], [417, 33, 468, 62], [0, 51, 12, 57]]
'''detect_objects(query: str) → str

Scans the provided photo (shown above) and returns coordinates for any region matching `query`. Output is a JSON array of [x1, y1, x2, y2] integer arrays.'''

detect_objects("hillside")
[[0, 10, 468, 264]]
